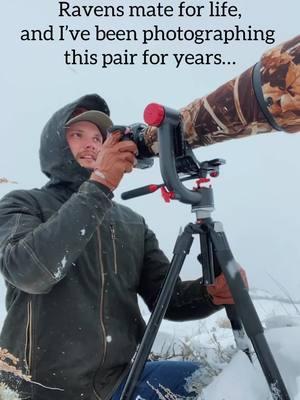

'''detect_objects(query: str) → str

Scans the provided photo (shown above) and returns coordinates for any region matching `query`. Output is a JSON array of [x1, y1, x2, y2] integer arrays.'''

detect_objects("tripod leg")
[[119, 226, 194, 400], [208, 221, 291, 400], [225, 304, 252, 360], [198, 227, 252, 360]]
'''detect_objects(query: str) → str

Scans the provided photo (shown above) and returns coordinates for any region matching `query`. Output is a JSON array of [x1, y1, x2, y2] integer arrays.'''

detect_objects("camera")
[[108, 123, 154, 169]]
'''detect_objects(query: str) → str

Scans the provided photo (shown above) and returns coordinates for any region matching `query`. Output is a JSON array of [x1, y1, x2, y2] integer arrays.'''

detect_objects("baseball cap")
[[66, 110, 113, 138]]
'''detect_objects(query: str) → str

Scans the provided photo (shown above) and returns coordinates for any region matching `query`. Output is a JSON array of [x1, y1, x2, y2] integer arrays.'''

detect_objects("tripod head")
[[122, 103, 225, 211]]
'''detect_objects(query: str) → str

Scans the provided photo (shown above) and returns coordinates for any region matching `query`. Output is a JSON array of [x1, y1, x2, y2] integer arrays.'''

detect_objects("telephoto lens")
[[142, 35, 300, 155]]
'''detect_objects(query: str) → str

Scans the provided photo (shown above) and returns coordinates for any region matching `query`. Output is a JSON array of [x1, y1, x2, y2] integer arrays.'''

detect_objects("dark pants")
[[112, 361, 200, 399]]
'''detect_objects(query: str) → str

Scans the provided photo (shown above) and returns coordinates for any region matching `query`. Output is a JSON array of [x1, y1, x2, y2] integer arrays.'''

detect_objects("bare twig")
[[266, 273, 300, 315], [0, 178, 17, 184]]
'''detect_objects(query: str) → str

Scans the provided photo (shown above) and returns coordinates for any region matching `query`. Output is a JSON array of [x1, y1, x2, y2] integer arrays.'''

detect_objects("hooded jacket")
[[0, 94, 221, 400]]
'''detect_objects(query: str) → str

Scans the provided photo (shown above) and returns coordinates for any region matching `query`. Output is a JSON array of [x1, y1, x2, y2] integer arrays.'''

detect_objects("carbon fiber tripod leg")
[[119, 226, 194, 400], [197, 221, 252, 361], [207, 221, 291, 400]]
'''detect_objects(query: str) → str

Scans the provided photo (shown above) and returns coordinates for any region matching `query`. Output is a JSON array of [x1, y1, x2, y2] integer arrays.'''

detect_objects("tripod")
[[120, 104, 291, 400]]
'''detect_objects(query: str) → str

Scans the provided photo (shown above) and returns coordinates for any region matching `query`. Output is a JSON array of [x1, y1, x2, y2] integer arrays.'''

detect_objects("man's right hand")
[[90, 131, 138, 191]]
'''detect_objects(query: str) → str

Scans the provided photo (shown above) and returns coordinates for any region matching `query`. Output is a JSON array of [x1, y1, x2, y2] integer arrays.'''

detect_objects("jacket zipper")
[[93, 228, 107, 400], [24, 300, 33, 375], [110, 224, 118, 274]]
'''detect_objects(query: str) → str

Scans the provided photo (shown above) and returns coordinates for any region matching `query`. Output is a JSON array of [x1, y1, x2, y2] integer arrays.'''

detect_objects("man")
[[0, 94, 240, 400]]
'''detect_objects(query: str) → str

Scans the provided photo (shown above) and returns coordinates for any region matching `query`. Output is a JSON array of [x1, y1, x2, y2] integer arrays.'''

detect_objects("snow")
[[143, 292, 300, 399], [198, 326, 300, 400], [53, 256, 67, 279], [226, 260, 240, 280], [0, 384, 21, 400]]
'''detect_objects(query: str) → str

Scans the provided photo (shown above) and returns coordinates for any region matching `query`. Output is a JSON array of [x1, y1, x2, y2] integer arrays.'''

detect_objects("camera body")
[[108, 124, 154, 169]]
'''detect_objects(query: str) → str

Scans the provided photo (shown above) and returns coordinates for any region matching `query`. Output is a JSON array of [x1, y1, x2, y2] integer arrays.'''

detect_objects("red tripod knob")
[[143, 103, 165, 127]]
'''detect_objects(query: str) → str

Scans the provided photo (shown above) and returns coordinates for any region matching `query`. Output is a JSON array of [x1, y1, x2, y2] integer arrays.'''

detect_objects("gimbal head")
[[121, 103, 225, 208]]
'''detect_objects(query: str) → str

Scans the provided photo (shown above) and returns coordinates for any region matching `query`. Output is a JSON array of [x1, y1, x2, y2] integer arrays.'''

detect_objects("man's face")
[[66, 121, 103, 170]]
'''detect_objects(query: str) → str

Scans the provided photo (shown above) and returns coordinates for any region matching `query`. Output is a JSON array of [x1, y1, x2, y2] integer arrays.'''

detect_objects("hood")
[[39, 94, 110, 190]]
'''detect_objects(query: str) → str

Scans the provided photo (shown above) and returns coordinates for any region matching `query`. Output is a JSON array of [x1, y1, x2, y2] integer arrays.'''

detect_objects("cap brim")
[[66, 110, 113, 137]]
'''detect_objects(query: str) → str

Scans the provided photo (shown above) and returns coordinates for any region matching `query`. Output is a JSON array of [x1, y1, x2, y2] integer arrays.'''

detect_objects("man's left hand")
[[206, 268, 248, 305]]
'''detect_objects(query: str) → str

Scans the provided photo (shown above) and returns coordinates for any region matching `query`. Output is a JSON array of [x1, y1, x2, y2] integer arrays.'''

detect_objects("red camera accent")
[[194, 178, 211, 190], [161, 186, 175, 203], [149, 184, 159, 193], [144, 103, 165, 127]]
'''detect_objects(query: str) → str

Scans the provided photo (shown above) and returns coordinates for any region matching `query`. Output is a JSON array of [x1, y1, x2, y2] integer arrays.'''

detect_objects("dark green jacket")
[[0, 94, 220, 400]]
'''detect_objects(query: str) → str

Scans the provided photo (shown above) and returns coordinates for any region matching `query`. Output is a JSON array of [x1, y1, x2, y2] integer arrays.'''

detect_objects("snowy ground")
[[141, 289, 300, 400], [0, 287, 299, 399]]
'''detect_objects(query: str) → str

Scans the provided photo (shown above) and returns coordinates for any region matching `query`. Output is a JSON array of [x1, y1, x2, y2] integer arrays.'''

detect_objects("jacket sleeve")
[[138, 222, 222, 322], [0, 181, 112, 294]]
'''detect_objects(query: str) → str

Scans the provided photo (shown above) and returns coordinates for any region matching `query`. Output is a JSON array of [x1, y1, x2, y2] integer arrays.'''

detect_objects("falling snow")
[[54, 256, 67, 279]]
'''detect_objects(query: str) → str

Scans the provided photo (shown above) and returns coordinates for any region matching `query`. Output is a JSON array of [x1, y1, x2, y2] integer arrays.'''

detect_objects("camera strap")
[[252, 62, 282, 131]]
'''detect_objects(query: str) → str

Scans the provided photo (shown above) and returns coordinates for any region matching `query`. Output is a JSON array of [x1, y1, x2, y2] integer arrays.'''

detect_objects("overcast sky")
[[1, 0, 300, 302]]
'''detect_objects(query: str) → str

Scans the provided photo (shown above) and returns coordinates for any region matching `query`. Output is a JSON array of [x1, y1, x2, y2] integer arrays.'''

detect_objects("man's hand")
[[90, 131, 137, 191], [207, 268, 248, 305]]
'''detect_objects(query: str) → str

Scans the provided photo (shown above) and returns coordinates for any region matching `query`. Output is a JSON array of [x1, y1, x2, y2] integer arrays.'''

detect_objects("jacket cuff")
[[78, 180, 113, 223], [88, 179, 114, 199]]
